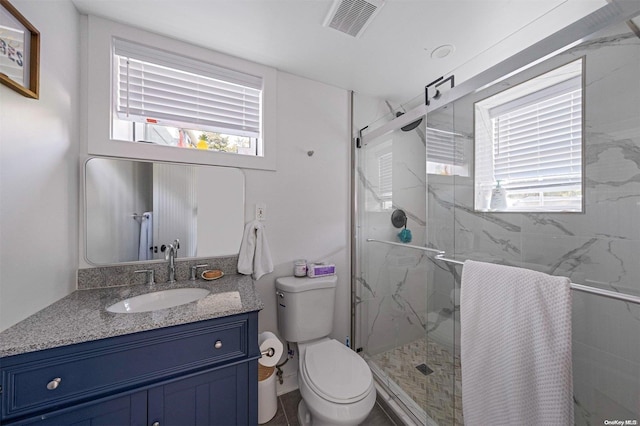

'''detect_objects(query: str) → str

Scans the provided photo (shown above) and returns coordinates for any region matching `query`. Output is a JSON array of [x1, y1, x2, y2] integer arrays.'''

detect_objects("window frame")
[[473, 58, 585, 213], [84, 15, 277, 170]]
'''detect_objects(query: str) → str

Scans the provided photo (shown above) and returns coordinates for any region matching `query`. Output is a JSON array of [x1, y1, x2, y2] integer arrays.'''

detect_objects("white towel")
[[138, 212, 153, 261], [460, 260, 573, 425], [237, 220, 274, 280]]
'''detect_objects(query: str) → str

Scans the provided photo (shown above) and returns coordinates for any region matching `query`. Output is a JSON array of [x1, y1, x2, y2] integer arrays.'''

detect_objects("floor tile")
[[371, 337, 463, 425], [363, 401, 398, 425], [280, 389, 302, 426], [264, 389, 396, 426], [263, 397, 289, 425]]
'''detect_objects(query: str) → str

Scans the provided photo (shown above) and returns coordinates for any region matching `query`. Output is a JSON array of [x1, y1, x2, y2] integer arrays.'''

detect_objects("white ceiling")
[[71, 0, 606, 104]]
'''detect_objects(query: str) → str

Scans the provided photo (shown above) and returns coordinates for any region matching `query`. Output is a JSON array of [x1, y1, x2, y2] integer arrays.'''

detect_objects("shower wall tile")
[[521, 234, 640, 297], [572, 340, 640, 425], [586, 143, 640, 192], [393, 131, 427, 231], [358, 126, 430, 356], [361, 294, 427, 355], [573, 291, 640, 365], [520, 190, 640, 241], [580, 31, 640, 138]]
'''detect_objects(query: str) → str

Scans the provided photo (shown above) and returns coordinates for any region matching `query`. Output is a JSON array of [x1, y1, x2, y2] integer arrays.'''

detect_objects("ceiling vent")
[[323, 0, 385, 38]]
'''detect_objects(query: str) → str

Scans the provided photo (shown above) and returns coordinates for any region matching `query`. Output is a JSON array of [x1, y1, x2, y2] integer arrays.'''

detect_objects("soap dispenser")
[[490, 180, 507, 210]]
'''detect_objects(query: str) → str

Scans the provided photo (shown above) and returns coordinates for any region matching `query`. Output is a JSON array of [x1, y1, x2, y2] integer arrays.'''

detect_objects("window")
[[378, 152, 393, 210], [474, 59, 584, 212], [426, 126, 469, 177], [112, 38, 263, 156]]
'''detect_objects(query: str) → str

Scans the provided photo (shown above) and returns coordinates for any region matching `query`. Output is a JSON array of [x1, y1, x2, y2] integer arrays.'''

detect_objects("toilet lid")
[[302, 339, 372, 403]]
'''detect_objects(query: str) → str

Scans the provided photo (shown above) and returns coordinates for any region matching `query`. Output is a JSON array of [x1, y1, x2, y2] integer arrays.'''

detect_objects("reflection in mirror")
[[85, 158, 245, 265]]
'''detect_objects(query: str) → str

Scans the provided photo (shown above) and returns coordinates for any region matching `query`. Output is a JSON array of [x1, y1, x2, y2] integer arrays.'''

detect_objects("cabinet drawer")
[[2, 317, 248, 420]]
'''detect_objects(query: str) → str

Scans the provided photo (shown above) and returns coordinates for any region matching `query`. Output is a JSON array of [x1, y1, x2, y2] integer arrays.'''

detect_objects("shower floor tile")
[[371, 337, 463, 425]]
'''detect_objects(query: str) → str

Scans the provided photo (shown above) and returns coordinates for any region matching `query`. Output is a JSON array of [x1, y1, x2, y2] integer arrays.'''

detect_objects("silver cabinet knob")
[[214, 340, 223, 349], [46, 378, 62, 390], [152, 422, 160, 426]]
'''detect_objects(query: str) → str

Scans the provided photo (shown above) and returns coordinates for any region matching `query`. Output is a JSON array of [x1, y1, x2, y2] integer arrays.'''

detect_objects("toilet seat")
[[301, 339, 372, 404]]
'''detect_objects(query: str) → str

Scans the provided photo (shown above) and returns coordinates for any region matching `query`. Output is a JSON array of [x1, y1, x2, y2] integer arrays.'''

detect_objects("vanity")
[[0, 155, 263, 424], [0, 273, 263, 425]]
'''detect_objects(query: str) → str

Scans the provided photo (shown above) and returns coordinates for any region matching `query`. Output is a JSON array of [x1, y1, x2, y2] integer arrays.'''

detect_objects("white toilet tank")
[[275, 275, 337, 343]]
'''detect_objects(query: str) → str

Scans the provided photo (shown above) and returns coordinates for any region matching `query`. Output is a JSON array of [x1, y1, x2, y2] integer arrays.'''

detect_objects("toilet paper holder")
[[258, 331, 283, 368], [261, 347, 276, 357]]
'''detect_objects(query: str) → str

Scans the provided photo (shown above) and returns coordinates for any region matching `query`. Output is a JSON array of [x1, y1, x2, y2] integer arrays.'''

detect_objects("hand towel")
[[138, 212, 153, 261], [237, 220, 274, 280], [460, 260, 573, 425]]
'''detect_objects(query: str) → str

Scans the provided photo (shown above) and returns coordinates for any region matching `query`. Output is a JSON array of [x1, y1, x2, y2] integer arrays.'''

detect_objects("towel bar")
[[434, 254, 640, 305], [366, 239, 445, 255]]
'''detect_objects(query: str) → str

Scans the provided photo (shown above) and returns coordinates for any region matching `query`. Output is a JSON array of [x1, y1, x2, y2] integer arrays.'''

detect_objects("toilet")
[[276, 275, 376, 426]]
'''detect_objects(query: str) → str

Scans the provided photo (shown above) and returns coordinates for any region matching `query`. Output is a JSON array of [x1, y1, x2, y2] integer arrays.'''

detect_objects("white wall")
[[77, 20, 351, 352], [245, 72, 350, 390], [0, 8, 352, 372], [0, 0, 80, 331]]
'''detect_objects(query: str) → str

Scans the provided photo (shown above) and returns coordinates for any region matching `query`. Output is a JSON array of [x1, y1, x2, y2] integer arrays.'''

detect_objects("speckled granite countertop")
[[0, 274, 263, 358]]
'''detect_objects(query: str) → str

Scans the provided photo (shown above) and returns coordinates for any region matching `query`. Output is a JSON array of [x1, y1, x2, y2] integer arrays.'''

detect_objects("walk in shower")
[[353, 97, 462, 425], [352, 3, 640, 424]]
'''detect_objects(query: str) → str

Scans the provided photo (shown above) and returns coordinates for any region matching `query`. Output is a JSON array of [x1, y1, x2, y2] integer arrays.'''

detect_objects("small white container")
[[293, 259, 307, 277], [490, 181, 508, 210], [258, 364, 277, 424]]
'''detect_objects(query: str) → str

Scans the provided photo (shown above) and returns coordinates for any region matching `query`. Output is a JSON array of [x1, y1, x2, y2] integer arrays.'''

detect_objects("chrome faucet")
[[164, 239, 180, 283]]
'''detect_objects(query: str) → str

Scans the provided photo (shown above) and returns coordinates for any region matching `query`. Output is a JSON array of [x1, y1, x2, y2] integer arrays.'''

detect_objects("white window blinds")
[[379, 152, 393, 202], [113, 38, 262, 138], [490, 76, 582, 192], [426, 127, 466, 165]]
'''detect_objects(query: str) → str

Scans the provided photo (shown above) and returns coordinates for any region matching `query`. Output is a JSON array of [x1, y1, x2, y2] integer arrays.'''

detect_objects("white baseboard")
[[276, 372, 298, 396]]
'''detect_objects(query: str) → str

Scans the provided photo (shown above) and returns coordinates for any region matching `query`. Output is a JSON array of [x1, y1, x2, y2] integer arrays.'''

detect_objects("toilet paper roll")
[[450, 288, 461, 306], [258, 331, 283, 367]]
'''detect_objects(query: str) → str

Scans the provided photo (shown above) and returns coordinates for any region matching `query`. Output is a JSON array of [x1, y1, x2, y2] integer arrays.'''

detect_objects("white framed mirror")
[[84, 157, 245, 265]]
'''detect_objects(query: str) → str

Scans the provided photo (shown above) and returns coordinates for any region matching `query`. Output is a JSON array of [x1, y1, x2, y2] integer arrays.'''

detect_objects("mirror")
[[85, 157, 245, 265]]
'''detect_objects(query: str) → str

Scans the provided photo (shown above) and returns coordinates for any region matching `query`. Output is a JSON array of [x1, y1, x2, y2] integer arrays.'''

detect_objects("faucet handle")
[[190, 264, 209, 281], [134, 269, 155, 286]]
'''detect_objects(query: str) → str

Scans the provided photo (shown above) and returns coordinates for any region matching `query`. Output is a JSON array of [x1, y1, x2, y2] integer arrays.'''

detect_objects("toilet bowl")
[[297, 338, 376, 426]]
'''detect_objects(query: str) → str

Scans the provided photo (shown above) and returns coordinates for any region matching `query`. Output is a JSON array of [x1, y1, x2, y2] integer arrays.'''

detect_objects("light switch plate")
[[256, 203, 266, 221]]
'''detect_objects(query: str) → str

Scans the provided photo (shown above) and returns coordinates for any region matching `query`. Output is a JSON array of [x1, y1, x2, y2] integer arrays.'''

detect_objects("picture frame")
[[0, 0, 39, 99]]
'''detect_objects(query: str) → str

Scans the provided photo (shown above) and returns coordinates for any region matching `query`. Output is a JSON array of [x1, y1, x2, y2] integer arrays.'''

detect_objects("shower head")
[[395, 111, 423, 132]]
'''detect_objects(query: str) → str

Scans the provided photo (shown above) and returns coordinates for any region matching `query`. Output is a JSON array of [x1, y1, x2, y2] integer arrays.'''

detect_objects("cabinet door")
[[13, 392, 146, 426], [148, 364, 250, 426]]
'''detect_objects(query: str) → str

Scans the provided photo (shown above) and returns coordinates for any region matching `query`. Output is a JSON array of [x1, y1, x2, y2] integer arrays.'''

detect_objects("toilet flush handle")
[[276, 291, 284, 298]]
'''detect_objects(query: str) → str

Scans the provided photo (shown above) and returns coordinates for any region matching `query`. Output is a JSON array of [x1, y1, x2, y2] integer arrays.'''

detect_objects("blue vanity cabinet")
[[148, 361, 255, 426], [15, 392, 148, 426], [1, 311, 260, 426]]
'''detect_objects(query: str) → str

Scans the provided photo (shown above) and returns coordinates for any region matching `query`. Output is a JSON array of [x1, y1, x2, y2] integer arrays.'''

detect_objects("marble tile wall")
[[425, 22, 640, 425], [356, 123, 434, 356]]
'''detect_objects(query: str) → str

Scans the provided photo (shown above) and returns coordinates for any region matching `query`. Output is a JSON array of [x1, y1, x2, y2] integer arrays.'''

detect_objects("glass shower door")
[[354, 110, 459, 424], [425, 104, 465, 425]]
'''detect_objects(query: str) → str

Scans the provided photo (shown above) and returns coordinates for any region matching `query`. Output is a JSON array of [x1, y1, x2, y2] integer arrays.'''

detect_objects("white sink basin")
[[107, 288, 210, 313]]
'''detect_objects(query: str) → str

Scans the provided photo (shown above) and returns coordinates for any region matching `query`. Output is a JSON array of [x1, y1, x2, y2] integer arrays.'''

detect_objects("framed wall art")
[[0, 0, 39, 99]]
